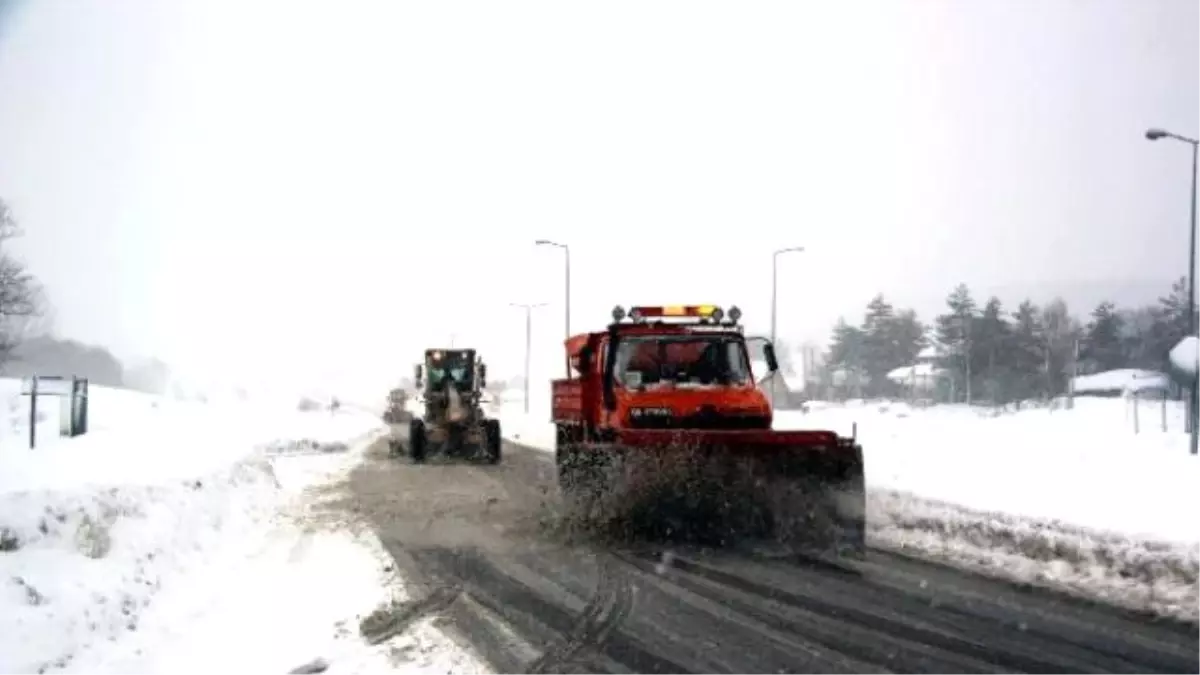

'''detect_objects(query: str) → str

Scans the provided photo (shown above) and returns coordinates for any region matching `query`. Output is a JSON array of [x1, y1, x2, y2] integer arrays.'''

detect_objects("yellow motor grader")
[[406, 348, 501, 464]]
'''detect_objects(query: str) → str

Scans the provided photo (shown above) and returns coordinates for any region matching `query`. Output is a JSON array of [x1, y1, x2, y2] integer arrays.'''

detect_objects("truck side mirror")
[[578, 346, 594, 373], [414, 364, 423, 388], [478, 363, 488, 388], [763, 343, 780, 373]]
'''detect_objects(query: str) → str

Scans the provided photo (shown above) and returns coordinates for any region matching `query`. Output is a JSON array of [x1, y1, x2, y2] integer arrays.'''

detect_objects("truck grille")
[[628, 408, 770, 430]]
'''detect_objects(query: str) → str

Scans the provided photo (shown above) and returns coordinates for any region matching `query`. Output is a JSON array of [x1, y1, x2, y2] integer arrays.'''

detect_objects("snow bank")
[[774, 398, 1197, 543], [61, 435, 485, 675], [0, 459, 282, 673], [0, 382, 389, 674], [497, 406, 556, 452], [789, 400, 1198, 620], [497, 396, 1199, 620], [869, 490, 1198, 622]]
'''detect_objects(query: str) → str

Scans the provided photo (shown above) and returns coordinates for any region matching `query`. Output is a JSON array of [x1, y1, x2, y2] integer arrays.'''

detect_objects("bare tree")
[[0, 199, 44, 366]]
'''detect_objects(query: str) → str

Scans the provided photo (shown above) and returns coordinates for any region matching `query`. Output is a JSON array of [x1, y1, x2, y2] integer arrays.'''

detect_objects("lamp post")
[[770, 246, 805, 407], [1145, 127, 1198, 456], [510, 302, 547, 414], [536, 239, 571, 378]]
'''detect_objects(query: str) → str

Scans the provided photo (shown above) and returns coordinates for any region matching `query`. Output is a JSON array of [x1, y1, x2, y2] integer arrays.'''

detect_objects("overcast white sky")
[[0, 0, 1196, 399]]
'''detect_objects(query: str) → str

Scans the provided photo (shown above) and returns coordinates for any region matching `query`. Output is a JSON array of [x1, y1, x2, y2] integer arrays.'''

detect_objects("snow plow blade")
[[560, 429, 866, 556]]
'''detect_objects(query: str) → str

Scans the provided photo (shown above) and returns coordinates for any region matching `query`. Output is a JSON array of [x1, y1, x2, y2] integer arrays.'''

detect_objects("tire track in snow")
[[616, 549, 1142, 673], [408, 547, 687, 674], [526, 556, 634, 674]]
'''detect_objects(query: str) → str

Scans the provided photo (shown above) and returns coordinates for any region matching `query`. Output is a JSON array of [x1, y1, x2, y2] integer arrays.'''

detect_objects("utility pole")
[[535, 240, 571, 378], [770, 246, 804, 407], [961, 315, 973, 405], [1145, 127, 1199, 455], [1068, 336, 1079, 411], [510, 302, 547, 414]]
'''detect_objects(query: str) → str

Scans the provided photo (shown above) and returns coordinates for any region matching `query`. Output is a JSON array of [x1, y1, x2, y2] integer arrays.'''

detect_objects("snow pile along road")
[[791, 399, 1199, 622], [497, 395, 1200, 622], [0, 381, 477, 672]]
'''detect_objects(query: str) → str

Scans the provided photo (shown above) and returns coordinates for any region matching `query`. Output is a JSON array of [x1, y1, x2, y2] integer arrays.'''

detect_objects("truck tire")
[[484, 419, 502, 464], [409, 419, 427, 463]]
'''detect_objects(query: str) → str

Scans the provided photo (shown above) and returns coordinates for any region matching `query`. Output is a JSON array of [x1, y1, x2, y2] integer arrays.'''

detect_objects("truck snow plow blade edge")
[[615, 428, 844, 452], [561, 430, 866, 554]]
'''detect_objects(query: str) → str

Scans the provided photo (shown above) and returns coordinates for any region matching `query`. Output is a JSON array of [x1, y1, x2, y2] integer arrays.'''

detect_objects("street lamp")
[[770, 246, 805, 407], [510, 302, 547, 415], [1145, 126, 1199, 456], [535, 239, 571, 378]]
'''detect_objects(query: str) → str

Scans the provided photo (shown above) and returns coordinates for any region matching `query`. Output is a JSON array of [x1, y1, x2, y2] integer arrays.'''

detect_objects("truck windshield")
[[613, 336, 751, 387]]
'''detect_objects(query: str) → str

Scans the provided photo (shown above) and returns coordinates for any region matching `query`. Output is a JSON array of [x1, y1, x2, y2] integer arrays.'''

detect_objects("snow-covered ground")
[[496, 391, 1200, 620], [0, 379, 486, 674]]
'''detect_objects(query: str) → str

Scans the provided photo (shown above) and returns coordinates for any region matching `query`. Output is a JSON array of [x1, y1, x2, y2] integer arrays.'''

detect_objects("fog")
[[0, 0, 1195, 401]]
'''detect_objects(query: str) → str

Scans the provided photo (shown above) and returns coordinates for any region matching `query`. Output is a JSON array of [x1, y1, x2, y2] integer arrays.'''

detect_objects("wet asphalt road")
[[333, 432, 1199, 674]]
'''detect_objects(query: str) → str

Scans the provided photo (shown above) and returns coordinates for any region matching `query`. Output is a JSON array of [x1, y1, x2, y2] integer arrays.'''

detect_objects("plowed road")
[[331, 434, 1198, 674]]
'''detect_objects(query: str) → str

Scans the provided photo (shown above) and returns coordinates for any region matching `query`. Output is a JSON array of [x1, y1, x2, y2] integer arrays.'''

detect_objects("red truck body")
[[548, 305, 866, 553]]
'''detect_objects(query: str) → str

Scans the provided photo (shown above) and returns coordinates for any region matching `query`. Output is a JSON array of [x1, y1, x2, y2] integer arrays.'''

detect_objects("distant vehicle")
[[382, 388, 408, 424], [405, 348, 501, 464], [550, 304, 865, 554]]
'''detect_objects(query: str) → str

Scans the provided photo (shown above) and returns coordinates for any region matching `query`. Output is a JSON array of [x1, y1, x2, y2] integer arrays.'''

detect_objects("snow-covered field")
[[0, 379, 485, 675], [496, 392, 1200, 621]]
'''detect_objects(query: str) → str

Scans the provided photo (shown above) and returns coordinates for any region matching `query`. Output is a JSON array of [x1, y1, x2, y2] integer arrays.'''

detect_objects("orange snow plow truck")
[[550, 304, 865, 555]]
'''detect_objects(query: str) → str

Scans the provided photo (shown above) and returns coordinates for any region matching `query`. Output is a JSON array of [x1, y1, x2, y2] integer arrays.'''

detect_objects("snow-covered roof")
[[917, 344, 943, 360], [886, 362, 948, 384], [1072, 369, 1171, 394]]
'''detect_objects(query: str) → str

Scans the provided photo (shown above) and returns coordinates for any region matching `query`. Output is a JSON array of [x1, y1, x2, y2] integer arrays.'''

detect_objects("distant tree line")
[[0, 197, 174, 392], [3, 335, 127, 388], [815, 278, 1194, 404], [0, 198, 42, 362]]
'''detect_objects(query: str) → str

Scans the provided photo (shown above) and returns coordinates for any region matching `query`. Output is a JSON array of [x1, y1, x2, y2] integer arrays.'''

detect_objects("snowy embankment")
[[497, 393, 1199, 622], [0, 380, 484, 674]]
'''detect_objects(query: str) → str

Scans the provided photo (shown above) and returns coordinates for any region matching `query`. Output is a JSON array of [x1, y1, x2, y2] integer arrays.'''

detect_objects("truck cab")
[[552, 304, 782, 441]]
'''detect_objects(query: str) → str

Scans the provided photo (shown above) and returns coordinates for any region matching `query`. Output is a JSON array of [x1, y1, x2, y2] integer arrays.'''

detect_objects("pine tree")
[[1009, 299, 1044, 399], [860, 295, 896, 393], [1081, 301, 1126, 373], [934, 283, 978, 402], [1119, 306, 1163, 370], [826, 318, 866, 397], [1157, 276, 1191, 344], [1146, 277, 1193, 374], [976, 296, 1013, 402], [1039, 298, 1078, 396], [890, 309, 927, 368]]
